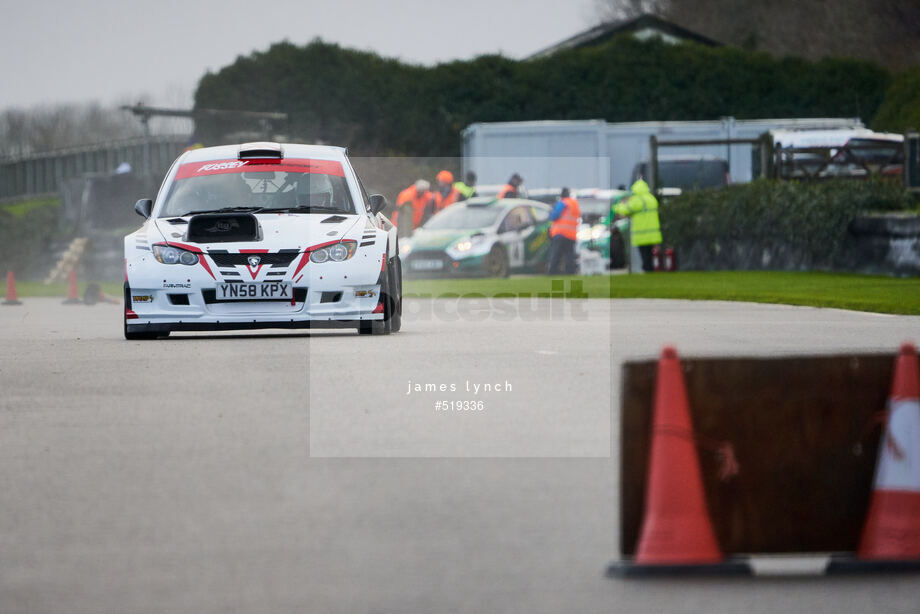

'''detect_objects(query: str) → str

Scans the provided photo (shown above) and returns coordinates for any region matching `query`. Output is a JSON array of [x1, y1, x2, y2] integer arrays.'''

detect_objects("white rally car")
[[124, 142, 401, 338]]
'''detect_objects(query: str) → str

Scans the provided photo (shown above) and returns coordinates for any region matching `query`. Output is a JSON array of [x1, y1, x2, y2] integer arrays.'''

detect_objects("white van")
[[770, 128, 903, 178]]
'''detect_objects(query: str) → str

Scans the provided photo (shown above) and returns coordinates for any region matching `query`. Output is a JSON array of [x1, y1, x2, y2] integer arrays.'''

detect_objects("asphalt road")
[[1, 297, 919, 613]]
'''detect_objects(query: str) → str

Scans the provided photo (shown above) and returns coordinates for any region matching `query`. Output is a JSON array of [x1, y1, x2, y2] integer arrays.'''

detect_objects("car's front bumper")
[[125, 318, 373, 334], [579, 236, 611, 259], [125, 284, 384, 332], [403, 250, 488, 278]]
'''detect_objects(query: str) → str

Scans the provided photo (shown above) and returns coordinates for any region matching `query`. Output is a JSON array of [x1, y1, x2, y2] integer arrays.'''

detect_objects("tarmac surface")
[[1, 296, 919, 613]]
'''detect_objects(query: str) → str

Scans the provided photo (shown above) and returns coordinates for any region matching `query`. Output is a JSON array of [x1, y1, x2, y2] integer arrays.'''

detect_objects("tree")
[[872, 66, 920, 132], [595, 0, 920, 70], [0, 102, 144, 158], [194, 37, 889, 156]]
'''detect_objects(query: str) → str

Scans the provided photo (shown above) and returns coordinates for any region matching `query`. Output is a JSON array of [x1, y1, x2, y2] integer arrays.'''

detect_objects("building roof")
[[527, 13, 722, 59]]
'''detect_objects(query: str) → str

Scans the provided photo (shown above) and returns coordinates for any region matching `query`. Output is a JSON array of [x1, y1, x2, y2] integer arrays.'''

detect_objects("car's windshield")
[[578, 199, 610, 217], [422, 204, 503, 230], [658, 160, 728, 190], [634, 160, 728, 190], [159, 158, 355, 217], [844, 139, 901, 163]]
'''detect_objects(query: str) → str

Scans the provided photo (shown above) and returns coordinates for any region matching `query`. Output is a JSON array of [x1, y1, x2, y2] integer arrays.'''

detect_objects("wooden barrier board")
[[619, 353, 905, 556]]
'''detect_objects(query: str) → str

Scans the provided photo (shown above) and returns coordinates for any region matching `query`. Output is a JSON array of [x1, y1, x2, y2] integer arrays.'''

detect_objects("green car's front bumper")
[[403, 250, 489, 277]]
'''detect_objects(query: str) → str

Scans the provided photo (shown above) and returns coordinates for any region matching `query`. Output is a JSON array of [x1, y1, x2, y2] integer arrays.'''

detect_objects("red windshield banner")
[[174, 158, 345, 180]]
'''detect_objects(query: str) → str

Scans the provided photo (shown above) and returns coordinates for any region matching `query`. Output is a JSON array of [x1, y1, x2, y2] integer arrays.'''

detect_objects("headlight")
[[328, 243, 349, 261], [153, 244, 198, 265], [447, 234, 487, 259], [310, 240, 357, 263], [179, 250, 199, 265], [400, 243, 413, 256]]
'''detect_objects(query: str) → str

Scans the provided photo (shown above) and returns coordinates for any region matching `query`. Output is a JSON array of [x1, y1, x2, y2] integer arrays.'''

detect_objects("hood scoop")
[[187, 213, 260, 243], [321, 215, 348, 224]]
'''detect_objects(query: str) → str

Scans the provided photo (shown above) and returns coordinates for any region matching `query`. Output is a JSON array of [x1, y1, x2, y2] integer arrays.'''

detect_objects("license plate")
[[215, 282, 292, 300], [411, 259, 444, 271]]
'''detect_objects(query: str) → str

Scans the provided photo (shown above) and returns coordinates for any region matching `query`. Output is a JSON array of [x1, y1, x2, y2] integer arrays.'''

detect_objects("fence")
[[650, 133, 917, 190], [0, 135, 189, 200]]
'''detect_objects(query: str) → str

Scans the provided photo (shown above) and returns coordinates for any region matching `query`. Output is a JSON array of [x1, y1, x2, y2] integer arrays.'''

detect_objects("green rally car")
[[401, 198, 552, 277]]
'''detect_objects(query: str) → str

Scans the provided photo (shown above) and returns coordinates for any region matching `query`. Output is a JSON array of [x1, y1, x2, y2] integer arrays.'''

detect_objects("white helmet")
[[297, 173, 334, 207]]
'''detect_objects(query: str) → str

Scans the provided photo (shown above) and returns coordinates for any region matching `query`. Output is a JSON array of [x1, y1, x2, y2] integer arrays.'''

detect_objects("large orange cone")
[[857, 342, 920, 561], [3, 271, 22, 305], [63, 269, 81, 304], [634, 346, 724, 565], [608, 346, 749, 577]]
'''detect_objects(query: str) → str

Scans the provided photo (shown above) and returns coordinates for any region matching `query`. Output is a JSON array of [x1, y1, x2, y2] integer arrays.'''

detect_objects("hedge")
[[660, 178, 915, 271], [0, 199, 62, 279], [194, 37, 891, 156]]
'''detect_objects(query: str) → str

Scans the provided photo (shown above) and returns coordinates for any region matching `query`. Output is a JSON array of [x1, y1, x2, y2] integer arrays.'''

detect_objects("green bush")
[[660, 178, 914, 270], [872, 66, 920, 133], [194, 37, 891, 156]]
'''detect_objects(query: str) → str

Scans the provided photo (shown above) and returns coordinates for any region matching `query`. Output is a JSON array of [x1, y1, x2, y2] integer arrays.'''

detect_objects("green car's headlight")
[[448, 234, 487, 259]]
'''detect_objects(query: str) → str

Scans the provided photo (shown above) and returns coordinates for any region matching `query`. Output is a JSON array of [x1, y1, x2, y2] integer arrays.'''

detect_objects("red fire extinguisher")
[[665, 247, 676, 272], [652, 246, 662, 271]]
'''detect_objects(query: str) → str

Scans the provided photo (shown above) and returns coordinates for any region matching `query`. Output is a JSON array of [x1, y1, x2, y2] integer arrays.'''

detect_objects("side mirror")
[[368, 194, 388, 215], [135, 199, 153, 219]]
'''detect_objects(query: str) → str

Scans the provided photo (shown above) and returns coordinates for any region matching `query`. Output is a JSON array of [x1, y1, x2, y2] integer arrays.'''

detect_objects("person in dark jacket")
[[497, 173, 523, 199]]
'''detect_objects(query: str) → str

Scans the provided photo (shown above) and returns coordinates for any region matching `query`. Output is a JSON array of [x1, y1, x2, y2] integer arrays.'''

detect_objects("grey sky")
[[1, 0, 598, 110]]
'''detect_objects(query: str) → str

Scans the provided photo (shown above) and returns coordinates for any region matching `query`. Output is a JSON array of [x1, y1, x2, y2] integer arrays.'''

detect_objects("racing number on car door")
[[508, 232, 526, 267], [500, 207, 530, 269]]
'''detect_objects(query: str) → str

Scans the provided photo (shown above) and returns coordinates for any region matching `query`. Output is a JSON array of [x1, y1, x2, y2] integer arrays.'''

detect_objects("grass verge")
[[0, 198, 60, 218], [0, 280, 123, 300], [405, 271, 920, 315], [3, 272, 917, 315]]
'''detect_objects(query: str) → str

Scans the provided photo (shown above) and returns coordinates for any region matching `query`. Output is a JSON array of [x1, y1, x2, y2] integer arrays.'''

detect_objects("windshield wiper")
[[273, 205, 348, 214], [181, 206, 266, 216]]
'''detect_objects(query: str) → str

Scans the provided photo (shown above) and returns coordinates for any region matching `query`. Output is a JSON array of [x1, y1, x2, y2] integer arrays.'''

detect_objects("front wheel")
[[486, 245, 509, 278], [389, 256, 402, 333], [609, 229, 626, 269], [358, 317, 389, 335], [359, 255, 396, 335]]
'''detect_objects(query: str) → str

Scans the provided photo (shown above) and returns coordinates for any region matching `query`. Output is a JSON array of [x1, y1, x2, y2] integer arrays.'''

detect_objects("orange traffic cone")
[[609, 346, 749, 576], [829, 342, 920, 573], [2, 270, 22, 305], [859, 343, 920, 557], [63, 269, 81, 304]]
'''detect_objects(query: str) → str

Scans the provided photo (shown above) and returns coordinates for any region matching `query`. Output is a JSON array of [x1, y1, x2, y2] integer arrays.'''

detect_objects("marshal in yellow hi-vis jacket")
[[613, 179, 662, 271]]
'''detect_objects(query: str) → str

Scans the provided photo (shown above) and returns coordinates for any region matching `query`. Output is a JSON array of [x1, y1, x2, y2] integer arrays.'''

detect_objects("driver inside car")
[[295, 173, 335, 209]]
